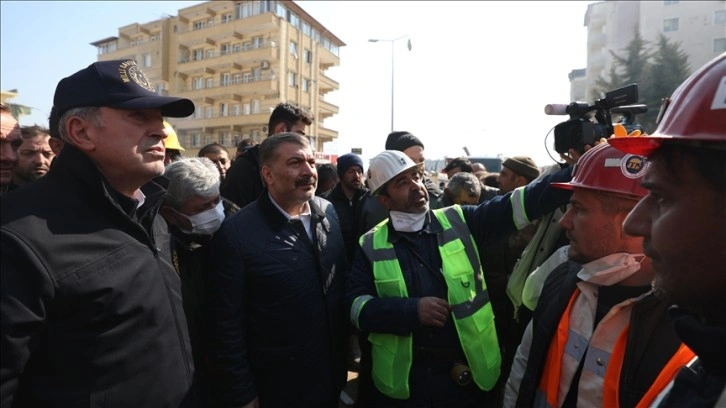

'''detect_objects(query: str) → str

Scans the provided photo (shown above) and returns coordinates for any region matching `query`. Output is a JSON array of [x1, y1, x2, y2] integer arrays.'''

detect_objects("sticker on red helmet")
[[621, 155, 648, 179]]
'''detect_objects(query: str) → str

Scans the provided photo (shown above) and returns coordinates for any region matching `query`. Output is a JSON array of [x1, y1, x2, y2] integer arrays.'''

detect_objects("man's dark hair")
[[443, 157, 473, 173], [236, 138, 254, 152], [268, 103, 313, 135], [315, 163, 337, 195], [483, 172, 499, 188], [198, 143, 228, 157], [20, 125, 51, 139], [259, 132, 310, 167]]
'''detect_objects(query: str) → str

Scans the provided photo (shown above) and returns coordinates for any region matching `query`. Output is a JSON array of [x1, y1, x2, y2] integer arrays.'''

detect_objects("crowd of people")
[[1, 54, 724, 408]]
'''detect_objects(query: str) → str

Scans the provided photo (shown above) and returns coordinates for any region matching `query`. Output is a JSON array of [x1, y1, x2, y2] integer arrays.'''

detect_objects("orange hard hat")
[[551, 142, 649, 198], [609, 53, 726, 156]]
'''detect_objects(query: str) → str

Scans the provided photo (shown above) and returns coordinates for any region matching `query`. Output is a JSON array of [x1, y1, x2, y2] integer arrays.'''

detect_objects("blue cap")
[[336, 153, 364, 178], [53, 59, 195, 118]]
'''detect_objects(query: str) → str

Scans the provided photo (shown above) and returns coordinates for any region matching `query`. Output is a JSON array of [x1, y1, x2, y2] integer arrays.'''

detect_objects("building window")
[[663, 0, 679, 4], [253, 67, 261, 81], [206, 107, 213, 118], [221, 73, 230, 86], [194, 109, 203, 119], [143, 54, 152, 68], [233, 74, 241, 84], [302, 22, 311, 37], [312, 28, 320, 43], [193, 77, 204, 90], [715, 38, 726, 53], [193, 20, 206, 31], [289, 41, 298, 57], [206, 49, 215, 59], [221, 132, 232, 147], [193, 49, 204, 61], [221, 43, 231, 55], [232, 104, 240, 116], [287, 11, 300, 29], [233, 43, 242, 53], [288, 72, 297, 87], [243, 73, 251, 83], [243, 103, 251, 115], [97, 41, 117, 55], [715, 10, 726, 25], [191, 133, 201, 147], [302, 78, 310, 93], [275, 2, 286, 17], [304, 49, 312, 64], [222, 13, 233, 23], [252, 99, 260, 114], [252, 36, 263, 49], [220, 103, 228, 117], [205, 78, 213, 88], [663, 18, 679, 32], [252, 130, 260, 142]]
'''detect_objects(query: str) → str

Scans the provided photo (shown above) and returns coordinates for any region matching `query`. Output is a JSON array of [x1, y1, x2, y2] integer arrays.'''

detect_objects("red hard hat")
[[551, 143, 649, 198], [609, 53, 726, 156]]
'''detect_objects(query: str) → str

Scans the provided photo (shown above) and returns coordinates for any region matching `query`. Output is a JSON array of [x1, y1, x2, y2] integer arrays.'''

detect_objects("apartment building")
[[91, 0, 344, 155], [575, 0, 725, 102]]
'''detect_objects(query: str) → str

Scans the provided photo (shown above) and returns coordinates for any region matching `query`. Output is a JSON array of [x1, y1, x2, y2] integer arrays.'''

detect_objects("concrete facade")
[[92, 0, 344, 155], [574, 0, 725, 102]]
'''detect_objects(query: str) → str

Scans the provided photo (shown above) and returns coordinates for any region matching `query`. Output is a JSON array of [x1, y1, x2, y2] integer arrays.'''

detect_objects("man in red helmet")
[[610, 54, 726, 407], [505, 143, 694, 408]]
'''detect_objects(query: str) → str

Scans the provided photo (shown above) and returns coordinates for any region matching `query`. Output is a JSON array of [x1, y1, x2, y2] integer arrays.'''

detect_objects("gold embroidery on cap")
[[118, 60, 155, 92]]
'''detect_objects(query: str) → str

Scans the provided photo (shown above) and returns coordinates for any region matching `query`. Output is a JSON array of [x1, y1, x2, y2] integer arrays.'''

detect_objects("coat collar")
[[258, 189, 326, 231]]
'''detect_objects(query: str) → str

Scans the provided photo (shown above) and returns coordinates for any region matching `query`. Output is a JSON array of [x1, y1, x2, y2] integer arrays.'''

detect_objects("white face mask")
[[389, 210, 427, 233], [176, 201, 225, 235]]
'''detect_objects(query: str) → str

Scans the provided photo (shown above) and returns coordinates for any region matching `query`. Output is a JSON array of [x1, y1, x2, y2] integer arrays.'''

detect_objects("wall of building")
[[92, 0, 344, 156]]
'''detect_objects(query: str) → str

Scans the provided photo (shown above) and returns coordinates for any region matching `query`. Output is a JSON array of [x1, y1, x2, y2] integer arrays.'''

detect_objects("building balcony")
[[174, 111, 270, 130], [318, 74, 339, 94], [318, 97, 339, 120], [179, 74, 278, 98], [316, 126, 338, 142], [177, 12, 279, 36], [177, 41, 278, 69], [318, 46, 340, 70]]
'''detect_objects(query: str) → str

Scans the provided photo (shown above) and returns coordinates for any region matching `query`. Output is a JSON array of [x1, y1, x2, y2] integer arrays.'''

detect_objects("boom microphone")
[[544, 104, 569, 115]]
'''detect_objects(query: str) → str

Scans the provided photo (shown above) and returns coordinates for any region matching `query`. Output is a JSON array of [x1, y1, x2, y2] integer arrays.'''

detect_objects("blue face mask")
[[175, 201, 225, 235]]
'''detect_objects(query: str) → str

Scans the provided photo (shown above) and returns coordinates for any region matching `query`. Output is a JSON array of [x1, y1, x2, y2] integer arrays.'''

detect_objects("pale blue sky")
[[1, 1, 598, 166]]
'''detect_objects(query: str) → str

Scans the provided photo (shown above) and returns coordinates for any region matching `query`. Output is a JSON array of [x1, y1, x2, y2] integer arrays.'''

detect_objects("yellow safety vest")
[[354, 205, 501, 399]]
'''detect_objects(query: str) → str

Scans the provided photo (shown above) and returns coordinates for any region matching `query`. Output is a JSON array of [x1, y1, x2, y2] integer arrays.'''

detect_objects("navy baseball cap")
[[53, 59, 195, 118]]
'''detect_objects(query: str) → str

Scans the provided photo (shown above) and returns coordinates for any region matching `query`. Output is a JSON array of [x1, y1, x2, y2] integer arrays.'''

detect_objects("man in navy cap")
[[1, 60, 198, 407]]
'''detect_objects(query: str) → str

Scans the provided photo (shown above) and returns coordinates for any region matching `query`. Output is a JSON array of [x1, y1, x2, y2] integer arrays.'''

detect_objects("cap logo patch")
[[399, 157, 407, 165], [621, 154, 647, 179], [118, 60, 155, 92]]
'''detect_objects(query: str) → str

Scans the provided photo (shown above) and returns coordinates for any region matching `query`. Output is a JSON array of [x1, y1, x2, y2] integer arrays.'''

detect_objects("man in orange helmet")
[[610, 53, 726, 407], [505, 143, 693, 408]]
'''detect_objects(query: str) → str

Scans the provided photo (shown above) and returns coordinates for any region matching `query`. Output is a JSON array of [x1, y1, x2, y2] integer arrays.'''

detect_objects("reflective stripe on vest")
[[634, 344, 696, 408], [536, 287, 633, 407], [510, 186, 531, 230], [359, 205, 501, 399]]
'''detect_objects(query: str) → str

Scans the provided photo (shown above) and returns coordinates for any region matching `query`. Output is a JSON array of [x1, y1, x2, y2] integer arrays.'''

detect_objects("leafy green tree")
[[640, 34, 691, 132], [596, 28, 651, 98], [595, 31, 690, 134]]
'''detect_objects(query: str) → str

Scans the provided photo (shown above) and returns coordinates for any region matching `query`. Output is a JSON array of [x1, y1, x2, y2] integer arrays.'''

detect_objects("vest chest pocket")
[[374, 278, 406, 298], [469, 303, 501, 369]]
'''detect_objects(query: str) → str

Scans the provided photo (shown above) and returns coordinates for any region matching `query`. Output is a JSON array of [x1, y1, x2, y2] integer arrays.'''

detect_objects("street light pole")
[[369, 35, 411, 133]]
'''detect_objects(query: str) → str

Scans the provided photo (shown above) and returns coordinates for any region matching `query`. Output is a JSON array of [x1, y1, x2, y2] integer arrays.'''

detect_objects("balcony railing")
[[181, 73, 276, 93], [178, 41, 277, 64]]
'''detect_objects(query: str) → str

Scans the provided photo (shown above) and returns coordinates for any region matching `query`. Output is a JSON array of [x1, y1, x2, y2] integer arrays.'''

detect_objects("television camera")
[[545, 84, 647, 155]]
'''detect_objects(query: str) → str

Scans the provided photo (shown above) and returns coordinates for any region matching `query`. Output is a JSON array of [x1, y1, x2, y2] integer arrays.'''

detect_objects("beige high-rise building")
[[574, 0, 725, 102], [91, 0, 344, 156]]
